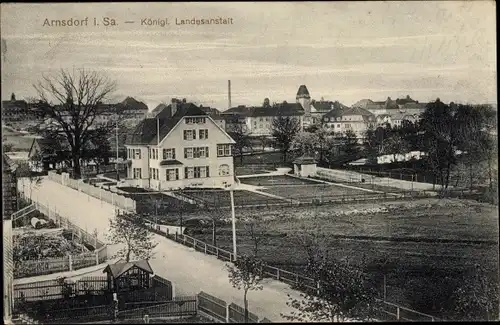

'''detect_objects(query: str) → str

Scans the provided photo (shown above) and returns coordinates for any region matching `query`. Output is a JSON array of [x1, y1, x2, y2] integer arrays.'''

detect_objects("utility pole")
[[230, 187, 237, 261], [115, 118, 120, 182]]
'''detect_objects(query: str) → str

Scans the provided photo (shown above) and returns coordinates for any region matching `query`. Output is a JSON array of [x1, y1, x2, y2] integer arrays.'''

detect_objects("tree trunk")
[[240, 153, 244, 164], [179, 213, 183, 234], [469, 163, 474, 192], [244, 289, 249, 323], [72, 151, 82, 179], [283, 150, 287, 163], [126, 246, 131, 262], [212, 219, 217, 247]]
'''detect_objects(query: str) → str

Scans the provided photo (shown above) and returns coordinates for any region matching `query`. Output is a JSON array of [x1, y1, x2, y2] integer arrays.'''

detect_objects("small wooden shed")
[[292, 155, 317, 178], [103, 260, 154, 293]]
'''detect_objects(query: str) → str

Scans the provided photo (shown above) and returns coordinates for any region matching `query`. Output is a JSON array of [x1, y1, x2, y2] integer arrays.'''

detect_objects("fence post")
[[68, 255, 73, 271], [204, 243, 207, 255], [277, 268, 280, 280], [216, 247, 219, 259], [396, 307, 400, 321], [175, 232, 178, 241], [95, 250, 99, 265], [183, 235, 186, 245], [226, 303, 230, 323], [316, 281, 320, 296]]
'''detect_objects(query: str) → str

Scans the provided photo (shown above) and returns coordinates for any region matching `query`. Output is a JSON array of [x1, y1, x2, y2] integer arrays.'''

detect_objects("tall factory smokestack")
[[228, 80, 231, 109]]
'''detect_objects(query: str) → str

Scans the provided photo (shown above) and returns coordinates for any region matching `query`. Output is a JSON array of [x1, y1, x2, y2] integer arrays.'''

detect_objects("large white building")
[[322, 106, 376, 139], [124, 101, 236, 190]]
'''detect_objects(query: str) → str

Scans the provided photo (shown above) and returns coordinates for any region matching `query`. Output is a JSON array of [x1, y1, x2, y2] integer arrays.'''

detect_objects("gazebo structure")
[[292, 155, 317, 178], [103, 260, 154, 293]]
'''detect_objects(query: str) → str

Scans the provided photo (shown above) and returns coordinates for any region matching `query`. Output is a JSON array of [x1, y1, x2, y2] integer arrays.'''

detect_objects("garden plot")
[[178, 188, 287, 207], [116, 187, 197, 215], [14, 229, 90, 262]]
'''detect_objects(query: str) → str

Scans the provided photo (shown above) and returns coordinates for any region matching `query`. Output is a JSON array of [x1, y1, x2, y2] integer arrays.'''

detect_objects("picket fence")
[[13, 193, 108, 278], [198, 291, 267, 323], [48, 171, 136, 212]]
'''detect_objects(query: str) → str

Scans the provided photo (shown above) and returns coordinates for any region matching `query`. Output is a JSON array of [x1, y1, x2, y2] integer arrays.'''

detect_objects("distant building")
[[322, 106, 376, 139], [222, 101, 304, 137], [124, 101, 236, 190], [352, 95, 426, 127], [1, 93, 33, 122]]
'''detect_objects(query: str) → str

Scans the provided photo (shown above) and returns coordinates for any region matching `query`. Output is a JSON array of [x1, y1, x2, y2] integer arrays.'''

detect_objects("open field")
[[235, 166, 273, 176], [178, 188, 287, 207], [177, 198, 499, 318]]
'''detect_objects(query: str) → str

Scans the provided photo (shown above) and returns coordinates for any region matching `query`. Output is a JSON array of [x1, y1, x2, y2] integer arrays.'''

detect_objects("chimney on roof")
[[228, 80, 231, 109], [182, 98, 187, 103], [171, 98, 178, 117]]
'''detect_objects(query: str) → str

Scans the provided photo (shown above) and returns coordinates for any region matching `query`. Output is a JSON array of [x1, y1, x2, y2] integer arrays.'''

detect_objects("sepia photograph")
[[1, 1, 498, 323]]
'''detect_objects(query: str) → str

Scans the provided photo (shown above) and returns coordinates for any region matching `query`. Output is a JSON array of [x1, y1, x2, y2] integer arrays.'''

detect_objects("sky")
[[1, 1, 497, 111]]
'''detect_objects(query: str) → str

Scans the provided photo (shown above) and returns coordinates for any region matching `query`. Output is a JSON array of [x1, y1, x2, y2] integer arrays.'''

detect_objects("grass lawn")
[[91, 315, 212, 323], [258, 184, 371, 201], [181, 198, 499, 318], [178, 189, 287, 207], [235, 166, 273, 176]]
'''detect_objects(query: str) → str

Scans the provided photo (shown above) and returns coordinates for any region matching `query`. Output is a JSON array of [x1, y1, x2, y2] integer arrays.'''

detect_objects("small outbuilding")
[[103, 260, 154, 293], [292, 155, 317, 178]]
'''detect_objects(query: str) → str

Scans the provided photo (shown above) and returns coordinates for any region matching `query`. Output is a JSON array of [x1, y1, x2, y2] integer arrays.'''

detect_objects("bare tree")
[[205, 203, 227, 247], [16, 162, 42, 201], [228, 123, 252, 163], [31, 68, 118, 179], [226, 255, 265, 323], [107, 213, 158, 262], [244, 221, 264, 258]]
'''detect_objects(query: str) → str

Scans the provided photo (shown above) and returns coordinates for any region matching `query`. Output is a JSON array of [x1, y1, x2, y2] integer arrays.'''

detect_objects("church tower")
[[296, 85, 311, 115]]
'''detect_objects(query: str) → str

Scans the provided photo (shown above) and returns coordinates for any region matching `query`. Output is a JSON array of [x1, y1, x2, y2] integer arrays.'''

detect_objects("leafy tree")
[[451, 264, 499, 321], [421, 99, 461, 190], [342, 129, 359, 157], [271, 111, 301, 163], [383, 134, 410, 163], [226, 254, 265, 323], [205, 203, 227, 247], [31, 68, 118, 179], [282, 258, 381, 322], [292, 127, 337, 167], [107, 213, 158, 262], [228, 123, 252, 163]]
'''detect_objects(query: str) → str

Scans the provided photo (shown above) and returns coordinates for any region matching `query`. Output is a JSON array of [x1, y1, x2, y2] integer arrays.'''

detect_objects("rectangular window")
[[184, 148, 194, 159], [166, 168, 179, 181], [149, 148, 152, 159], [183, 130, 196, 140], [199, 129, 208, 139], [133, 168, 142, 179], [134, 149, 141, 159], [217, 144, 231, 157], [185, 117, 206, 124], [184, 167, 194, 179], [163, 148, 175, 160]]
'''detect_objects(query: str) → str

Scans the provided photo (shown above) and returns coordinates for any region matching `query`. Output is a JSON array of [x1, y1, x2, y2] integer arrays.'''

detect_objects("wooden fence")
[[228, 302, 259, 323], [47, 171, 136, 212], [152, 228, 440, 322], [13, 193, 108, 278], [117, 296, 198, 320]]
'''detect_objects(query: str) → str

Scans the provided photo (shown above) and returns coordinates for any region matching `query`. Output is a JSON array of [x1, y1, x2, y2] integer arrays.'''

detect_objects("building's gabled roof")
[[150, 104, 170, 118], [103, 260, 153, 279], [223, 105, 253, 116], [251, 102, 304, 117], [296, 85, 310, 98], [311, 100, 333, 112], [323, 107, 345, 119], [124, 103, 208, 146], [115, 97, 149, 113], [343, 106, 375, 117], [293, 155, 317, 165], [2, 153, 18, 172], [352, 99, 374, 108]]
